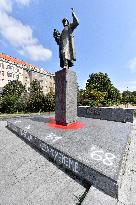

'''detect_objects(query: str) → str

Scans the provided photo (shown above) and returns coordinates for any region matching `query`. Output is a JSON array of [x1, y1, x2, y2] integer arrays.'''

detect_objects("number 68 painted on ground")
[[90, 146, 116, 166]]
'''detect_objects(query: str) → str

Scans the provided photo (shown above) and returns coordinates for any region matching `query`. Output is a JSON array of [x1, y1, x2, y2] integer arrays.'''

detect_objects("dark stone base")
[[78, 106, 135, 123], [55, 69, 77, 125], [7, 115, 132, 199]]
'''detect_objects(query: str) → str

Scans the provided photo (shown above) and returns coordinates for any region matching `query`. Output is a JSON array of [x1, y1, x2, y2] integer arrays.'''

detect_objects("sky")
[[0, 0, 136, 92]]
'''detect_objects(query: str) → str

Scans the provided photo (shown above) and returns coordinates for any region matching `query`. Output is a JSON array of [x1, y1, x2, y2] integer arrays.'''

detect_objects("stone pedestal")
[[55, 69, 77, 125]]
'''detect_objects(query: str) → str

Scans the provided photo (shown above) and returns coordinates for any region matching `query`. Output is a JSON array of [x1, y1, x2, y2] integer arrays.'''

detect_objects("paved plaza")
[[0, 119, 136, 204], [0, 121, 85, 205]]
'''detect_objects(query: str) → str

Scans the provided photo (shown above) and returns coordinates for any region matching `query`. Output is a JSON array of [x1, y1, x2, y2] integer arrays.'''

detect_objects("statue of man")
[[53, 8, 79, 69]]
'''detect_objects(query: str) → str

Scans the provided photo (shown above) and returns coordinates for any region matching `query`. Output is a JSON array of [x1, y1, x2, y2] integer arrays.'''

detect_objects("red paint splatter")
[[48, 117, 86, 130]]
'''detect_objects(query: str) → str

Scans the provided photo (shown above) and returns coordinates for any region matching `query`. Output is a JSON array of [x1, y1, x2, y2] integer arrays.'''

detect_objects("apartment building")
[[0, 53, 55, 94]]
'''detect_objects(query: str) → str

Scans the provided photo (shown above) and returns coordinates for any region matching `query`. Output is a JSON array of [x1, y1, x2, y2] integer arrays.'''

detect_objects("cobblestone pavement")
[[0, 119, 136, 205], [0, 121, 85, 205]]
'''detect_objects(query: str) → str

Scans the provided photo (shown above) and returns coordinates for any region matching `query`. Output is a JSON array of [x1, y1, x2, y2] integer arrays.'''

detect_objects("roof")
[[0, 53, 54, 76]]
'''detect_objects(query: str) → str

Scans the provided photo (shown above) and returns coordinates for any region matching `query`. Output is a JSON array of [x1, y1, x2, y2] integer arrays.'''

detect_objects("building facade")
[[0, 53, 55, 94]]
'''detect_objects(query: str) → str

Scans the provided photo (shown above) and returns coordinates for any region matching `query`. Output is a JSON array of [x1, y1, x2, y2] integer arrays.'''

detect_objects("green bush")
[[1, 95, 18, 113], [16, 91, 29, 113], [27, 93, 45, 112], [44, 91, 55, 112]]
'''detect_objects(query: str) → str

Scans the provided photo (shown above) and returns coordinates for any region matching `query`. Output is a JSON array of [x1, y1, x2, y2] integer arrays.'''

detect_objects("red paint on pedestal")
[[48, 117, 86, 130]]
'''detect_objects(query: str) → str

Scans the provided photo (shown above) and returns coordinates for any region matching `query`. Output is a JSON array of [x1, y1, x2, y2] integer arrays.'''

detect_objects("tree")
[[16, 91, 30, 112], [2, 80, 26, 97], [27, 79, 45, 112], [29, 79, 43, 94], [130, 91, 136, 105], [84, 72, 121, 106], [1, 94, 18, 113], [105, 85, 121, 106], [44, 91, 55, 112], [86, 72, 111, 92], [122, 90, 131, 104], [1, 80, 26, 113], [77, 89, 86, 106]]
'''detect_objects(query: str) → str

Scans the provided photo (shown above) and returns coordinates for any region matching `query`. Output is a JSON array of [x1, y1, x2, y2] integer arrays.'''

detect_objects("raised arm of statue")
[[70, 9, 79, 31], [53, 29, 61, 45]]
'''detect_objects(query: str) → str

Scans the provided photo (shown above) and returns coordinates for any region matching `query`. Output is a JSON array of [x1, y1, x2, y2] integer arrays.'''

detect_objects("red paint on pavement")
[[48, 117, 86, 129]]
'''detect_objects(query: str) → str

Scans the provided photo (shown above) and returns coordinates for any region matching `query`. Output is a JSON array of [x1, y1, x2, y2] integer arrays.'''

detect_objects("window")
[[2, 71, 4, 76], [0, 63, 4, 69], [7, 65, 12, 69], [7, 72, 12, 77]]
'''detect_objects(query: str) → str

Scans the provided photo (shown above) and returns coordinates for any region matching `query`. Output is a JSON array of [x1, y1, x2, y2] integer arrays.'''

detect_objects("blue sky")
[[0, 0, 136, 92]]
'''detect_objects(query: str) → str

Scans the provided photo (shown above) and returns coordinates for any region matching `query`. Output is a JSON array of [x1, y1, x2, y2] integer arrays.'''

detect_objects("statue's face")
[[62, 19, 69, 27]]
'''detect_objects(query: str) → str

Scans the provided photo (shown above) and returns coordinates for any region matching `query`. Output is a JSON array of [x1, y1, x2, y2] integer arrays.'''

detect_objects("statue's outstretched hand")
[[71, 8, 75, 17], [53, 29, 60, 45], [53, 29, 60, 38]]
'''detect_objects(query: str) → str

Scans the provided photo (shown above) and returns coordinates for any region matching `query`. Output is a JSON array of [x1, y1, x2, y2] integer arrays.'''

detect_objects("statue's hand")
[[71, 8, 75, 16], [53, 29, 57, 38], [53, 29, 60, 38]]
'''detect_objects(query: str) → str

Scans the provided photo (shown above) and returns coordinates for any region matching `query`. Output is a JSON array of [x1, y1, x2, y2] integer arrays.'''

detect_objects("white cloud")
[[0, 0, 52, 61], [19, 45, 52, 61], [0, 12, 37, 47], [0, 0, 12, 12], [128, 57, 136, 72]]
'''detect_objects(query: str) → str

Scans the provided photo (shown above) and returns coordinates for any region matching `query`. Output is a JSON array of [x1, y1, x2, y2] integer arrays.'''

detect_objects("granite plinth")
[[7, 116, 132, 199], [55, 69, 77, 125], [78, 106, 135, 123]]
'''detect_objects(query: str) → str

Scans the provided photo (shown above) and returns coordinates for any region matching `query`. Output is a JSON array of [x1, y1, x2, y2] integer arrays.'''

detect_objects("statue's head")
[[62, 18, 69, 27]]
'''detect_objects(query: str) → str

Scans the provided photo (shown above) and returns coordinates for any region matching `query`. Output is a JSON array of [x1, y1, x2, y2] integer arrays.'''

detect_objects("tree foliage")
[[122, 90, 136, 105], [44, 91, 55, 112], [78, 72, 121, 107], [78, 89, 106, 107], [131, 91, 136, 105], [0, 79, 55, 113], [27, 79, 45, 112], [2, 80, 26, 97], [1, 94, 18, 113], [16, 91, 30, 112]]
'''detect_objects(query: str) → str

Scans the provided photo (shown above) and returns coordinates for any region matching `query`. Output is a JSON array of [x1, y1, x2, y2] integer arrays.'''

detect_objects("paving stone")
[[0, 121, 85, 205], [7, 115, 132, 198], [82, 186, 118, 205], [118, 119, 136, 205]]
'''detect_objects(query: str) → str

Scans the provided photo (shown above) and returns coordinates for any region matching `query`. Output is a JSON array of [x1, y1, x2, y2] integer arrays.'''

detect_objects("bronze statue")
[[53, 8, 79, 69]]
